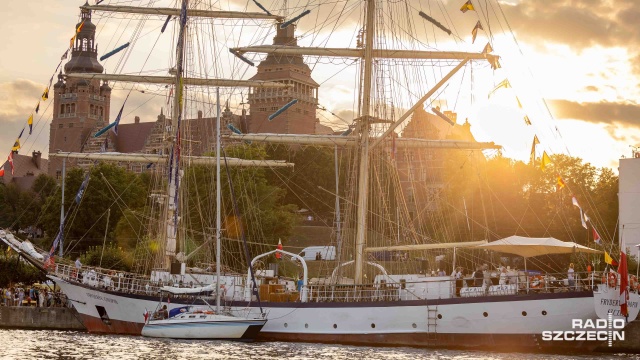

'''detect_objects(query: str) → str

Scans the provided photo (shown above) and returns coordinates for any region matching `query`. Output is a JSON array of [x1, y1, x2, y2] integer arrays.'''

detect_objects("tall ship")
[[3, 0, 638, 352]]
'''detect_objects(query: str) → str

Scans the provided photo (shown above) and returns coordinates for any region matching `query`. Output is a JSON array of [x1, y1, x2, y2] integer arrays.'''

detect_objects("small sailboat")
[[141, 87, 266, 340]]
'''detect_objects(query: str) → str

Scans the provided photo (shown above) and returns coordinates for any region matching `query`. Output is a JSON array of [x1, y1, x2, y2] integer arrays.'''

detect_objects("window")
[[60, 104, 64, 114], [69, 123, 74, 128], [270, 106, 279, 111], [56, 170, 61, 179], [58, 123, 64, 129]]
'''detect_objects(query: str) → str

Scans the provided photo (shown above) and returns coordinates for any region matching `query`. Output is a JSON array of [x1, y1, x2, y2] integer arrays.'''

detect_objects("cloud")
[[549, 99, 640, 128], [499, 0, 640, 50]]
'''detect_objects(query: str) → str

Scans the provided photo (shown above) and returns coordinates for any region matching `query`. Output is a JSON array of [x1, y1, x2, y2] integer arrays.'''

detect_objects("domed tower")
[[247, 24, 319, 134], [49, 3, 111, 179]]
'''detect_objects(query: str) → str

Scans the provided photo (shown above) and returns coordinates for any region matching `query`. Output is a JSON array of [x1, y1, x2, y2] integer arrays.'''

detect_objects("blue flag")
[[75, 172, 90, 204]]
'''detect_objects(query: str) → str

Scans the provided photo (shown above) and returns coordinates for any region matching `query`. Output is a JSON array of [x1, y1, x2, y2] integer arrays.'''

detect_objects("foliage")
[[0, 252, 46, 287], [80, 244, 133, 271]]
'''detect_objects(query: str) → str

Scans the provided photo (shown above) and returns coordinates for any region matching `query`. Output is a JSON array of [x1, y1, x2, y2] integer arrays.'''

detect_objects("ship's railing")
[[52, 263, 163, 296], [302, 271, 599, 303]]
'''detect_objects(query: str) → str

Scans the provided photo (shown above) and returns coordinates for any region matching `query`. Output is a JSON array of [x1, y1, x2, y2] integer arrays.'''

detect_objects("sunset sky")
[[0, 0, 638, 171]]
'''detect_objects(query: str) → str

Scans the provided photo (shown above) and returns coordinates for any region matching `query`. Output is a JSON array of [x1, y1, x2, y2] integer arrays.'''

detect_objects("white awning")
[[473, 235, 601, 258], [365, 240, 488, 252], [160, 285, 215, 294]]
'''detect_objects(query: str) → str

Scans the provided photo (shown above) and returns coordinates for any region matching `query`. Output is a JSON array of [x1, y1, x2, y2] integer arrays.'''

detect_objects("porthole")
[[437, 314, 442, 319], [284, 323, 288, 328], [522, 311, 527, 316], [542, 310, 547, 316], [371, 323, 376, 328], [483, 312, 488, 317], [412, 323, 417, 328], [305, 323, 308, 328], [333, 324, 337, 329]]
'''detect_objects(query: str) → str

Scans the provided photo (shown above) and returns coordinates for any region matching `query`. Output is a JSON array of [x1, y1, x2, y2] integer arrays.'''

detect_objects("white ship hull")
[[51, 275, 634, 351]]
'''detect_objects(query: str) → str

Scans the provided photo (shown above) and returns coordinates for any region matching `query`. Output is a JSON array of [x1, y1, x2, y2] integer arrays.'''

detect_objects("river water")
[[1, 330, 638, 360]]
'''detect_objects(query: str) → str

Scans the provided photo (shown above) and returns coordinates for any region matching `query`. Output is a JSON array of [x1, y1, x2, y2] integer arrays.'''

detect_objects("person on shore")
[[18, 288, 24, 306], [568, 263, 575, 289], [38, 290, 45, 308], [5, 288, 12, 307]]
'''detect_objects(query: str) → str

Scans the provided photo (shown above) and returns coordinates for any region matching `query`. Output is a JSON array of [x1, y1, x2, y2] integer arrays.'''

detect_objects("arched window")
[[66, 104, 71, 114], [60, 104, 64, 115], [82, 38, 88, 51], [71, 103, 75, 113], [90, 104, 94, 115]]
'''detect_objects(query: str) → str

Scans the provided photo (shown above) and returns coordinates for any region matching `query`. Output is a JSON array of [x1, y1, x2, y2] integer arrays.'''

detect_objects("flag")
[[11, 138, 20, 152], [579, 208, 587, 229], [488, 79, 511, 98], [7, 152, 14, 175], [482, 42, 493, 54], [460, 0, 474, 12], [61, 49, 69, 60], [583, 211, 590, 224], [275, 239, 283, 259], [619, 251, 629, 317], [75, 172, 90, 204], [35, 102, 40, 114], [540, 151, 551, 170], [0, 166, 4, 177], [516, 97, 523, 109], [28, 114, 33, 135], [523, 115, 531, 125], [471, 21, 483, 43], [556, 175, 565, 191], [571, 196, 580, 208], [604, 251, 618, 267], [49, 223, 63, 258], [530, 135, 539, 165], [41, 87, 49, 101], [112, 97, 129, 136], [76, 21, 85, 34], [592, 227, 601, 245]]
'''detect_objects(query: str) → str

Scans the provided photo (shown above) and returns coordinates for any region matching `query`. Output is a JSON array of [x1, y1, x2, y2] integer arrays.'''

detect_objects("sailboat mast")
[[166, 0, 188, 267], [354, 0, 376, 284], [216, 88, 221, 313]]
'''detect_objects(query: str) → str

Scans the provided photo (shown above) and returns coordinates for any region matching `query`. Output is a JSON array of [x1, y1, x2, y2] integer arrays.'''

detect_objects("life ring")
[[530, 275, 543, 289], [608, 273, 617, 288]]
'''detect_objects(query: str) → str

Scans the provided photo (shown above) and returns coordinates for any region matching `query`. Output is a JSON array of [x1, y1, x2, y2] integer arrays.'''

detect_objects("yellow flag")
[[530, 135, 539, 165], [471, 21, 483, 43], [604, 251, 618, 266], [28, 114, 33, 135], [42, 87, 49, 101], [482, 42, 493, 54], [460, 0, 474, 13], [524, 115, 531, 125], [11, 138, 20, 152], [488, 79, 511, 98], [540, 151, 551, 170]]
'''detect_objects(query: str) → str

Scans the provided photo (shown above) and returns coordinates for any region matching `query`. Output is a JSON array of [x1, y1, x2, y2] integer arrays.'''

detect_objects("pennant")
[[516, 97, 522, 109], [605, 251, 619, 267], [275, 239, 283, 259], [482, 42, 493, 54], [61, 49, 69, 60], [41, 87, 49, 101], [540, 151, 551, 170], [490, 56, 501, 70], [530, 135, 539, 165], [28, 114, 33, 135], [167, 86, 174, 104], [76, 21, 85, 34], [460, 0, 474, 13], [583, 211, 590, 224], [619, 251, 629, 317], [35, 102, 40, 114], [571, 196, 580, 208], [161, 15, 172, 33], [556, 174, 565, 191], [99, 42, 131, 62], [471, 21, 483, 43], [418, 11, 452, 36], [579, 209, 587, 229], [488, 79, 511, 98], [70, 35, 76, 49], [523, 115, 531, 125], [592, 227, 601, 245], [0, 166, 4, 177], [7, 152, 14, 175], [18, 128, 24, 139], [49, 223, 63, 258], [75, 173, 90, 204]]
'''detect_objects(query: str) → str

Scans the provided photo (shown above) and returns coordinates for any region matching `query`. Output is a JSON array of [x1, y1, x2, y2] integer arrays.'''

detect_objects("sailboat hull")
[[52, 275, 614, 351]]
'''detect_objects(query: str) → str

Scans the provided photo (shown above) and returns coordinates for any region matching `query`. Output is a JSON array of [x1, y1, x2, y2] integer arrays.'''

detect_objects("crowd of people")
[[1, 285, 70, 308]]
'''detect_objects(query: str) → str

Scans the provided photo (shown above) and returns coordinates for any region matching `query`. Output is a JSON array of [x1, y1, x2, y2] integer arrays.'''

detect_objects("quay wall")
[[0, 307, 85, 331]]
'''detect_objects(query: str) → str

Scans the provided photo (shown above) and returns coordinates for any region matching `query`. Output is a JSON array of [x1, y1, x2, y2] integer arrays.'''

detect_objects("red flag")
[[592, 227, 601, 245], [620, 251, 629, 317], [7, 152, 14, 175], [275, 239, 283, 259], [0, 166, 4, 177]]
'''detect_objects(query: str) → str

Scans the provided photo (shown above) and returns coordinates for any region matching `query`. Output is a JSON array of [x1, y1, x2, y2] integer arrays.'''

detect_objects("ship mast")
[[353, 0, 376, 284]]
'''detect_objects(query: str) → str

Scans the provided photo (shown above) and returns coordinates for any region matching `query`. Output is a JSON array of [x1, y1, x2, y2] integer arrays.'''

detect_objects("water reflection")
[[0, 330, 638, 360]]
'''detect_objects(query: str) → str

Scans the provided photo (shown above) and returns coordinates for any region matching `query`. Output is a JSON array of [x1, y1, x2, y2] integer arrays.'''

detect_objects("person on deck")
[[473, 265, 483, 287], [499, 267, 508, 285], [161, 305, 169, 319], [568, 263, 575, 289], [482, 264, 492, 288]]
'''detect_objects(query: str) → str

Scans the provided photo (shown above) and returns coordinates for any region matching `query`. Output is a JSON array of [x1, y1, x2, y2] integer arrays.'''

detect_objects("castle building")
[[48, 5, 110, 179], [247, 25, 320, 134]]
